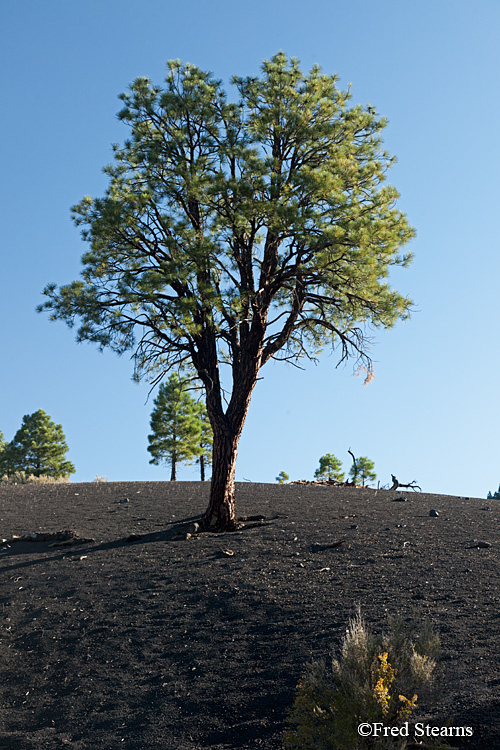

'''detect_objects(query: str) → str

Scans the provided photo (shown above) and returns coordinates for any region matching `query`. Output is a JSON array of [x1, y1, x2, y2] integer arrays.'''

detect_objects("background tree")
[[487, 485, 500, 500], [147, 374, 202, 480], [193, 399, 213, 481], [0, 427, 22, 479], [349, 455, 376, 487], [9, 409, 75, 478], [314, 453, 344, 482], [0, 431, 5, 473], [0, 432, 12, 478], [0, 441, 19, 478], [276, 470, 289, 484], [39, 53, 414, 530]]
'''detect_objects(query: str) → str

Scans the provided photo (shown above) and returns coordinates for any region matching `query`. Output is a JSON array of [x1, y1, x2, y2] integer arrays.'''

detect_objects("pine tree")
[[487, 485, 500, 500], [148, 374, 203, 480], [194, 400, 213, 481], [0, 441, 18, 478], [349, 455, 376, 487], [9, 410, 75, 478], [0, 427, 20, 479], [39, 53, 415, 530], [0, 432, 9, 478], [314, 454, 344, 482], [276, 471, 289, 484]]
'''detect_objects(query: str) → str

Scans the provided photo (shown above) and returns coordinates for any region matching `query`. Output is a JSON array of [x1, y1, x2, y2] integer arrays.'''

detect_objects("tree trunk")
[[202, 427, 239, 530], [170, 457, 177, 481], [200, 454, 205, 482], [197, 324, 264, 531]]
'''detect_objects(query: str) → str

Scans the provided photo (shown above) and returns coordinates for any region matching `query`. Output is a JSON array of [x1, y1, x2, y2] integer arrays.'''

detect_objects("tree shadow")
[[0, 514, 203, 573]]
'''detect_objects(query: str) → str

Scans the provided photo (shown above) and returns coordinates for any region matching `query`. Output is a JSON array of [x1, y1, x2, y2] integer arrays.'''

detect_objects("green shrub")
[[276, 471, 290, 484], [283, 610, 440, 749]]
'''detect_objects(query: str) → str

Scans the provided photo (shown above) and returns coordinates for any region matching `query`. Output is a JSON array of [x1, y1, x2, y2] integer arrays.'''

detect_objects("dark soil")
[[0, 481, 498, 749]]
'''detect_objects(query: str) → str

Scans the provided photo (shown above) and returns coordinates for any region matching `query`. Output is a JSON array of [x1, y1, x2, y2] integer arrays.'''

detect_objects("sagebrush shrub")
[[0, 472, 71, 485], [283, 610, 440, 750]]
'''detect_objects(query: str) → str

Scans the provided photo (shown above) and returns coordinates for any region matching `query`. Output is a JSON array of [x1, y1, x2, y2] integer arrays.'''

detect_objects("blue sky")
[[1, 0, 499, 497]]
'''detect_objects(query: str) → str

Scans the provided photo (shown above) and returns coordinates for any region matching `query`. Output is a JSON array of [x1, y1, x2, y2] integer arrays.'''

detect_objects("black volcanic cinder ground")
[[0, 481, 499, 749]]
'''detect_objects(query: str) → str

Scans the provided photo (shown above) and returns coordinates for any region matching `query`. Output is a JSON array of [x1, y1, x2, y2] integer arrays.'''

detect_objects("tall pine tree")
[[148, 374, 204, 480], [9, 410, 75, 479], [40, 53, 414, 530]]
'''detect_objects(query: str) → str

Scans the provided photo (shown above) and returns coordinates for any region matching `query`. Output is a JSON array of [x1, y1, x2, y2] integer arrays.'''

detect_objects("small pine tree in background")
[[0, 442, 20, 479], [6, 409, 75, 479], [0, 430, 21, 478], [0, 432, 6, 475], [148, 374, 204, 480], [0, 432, 12, 478], [349, 455, 376, 487], [314, 454, 344, 482], [276, 471, 289, 484], [487, 485, 500, 499], [194, 400, 213, 481]]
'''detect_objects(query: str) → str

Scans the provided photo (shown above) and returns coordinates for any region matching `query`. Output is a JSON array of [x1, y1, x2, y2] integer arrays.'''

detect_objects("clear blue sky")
[[1, 0, 499, 497]]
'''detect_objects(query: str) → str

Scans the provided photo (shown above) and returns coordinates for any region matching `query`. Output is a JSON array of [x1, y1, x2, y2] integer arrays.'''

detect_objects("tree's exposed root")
[[174, 514, 269, 539]]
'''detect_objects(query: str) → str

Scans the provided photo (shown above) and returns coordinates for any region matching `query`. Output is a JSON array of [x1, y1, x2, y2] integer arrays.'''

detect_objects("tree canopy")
[[39, 52, 414, 530], [1, 410, 75, 479]]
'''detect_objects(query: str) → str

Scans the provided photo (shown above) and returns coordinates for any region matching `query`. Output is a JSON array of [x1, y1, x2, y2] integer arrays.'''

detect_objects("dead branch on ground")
[[390, 474, 422, 491]]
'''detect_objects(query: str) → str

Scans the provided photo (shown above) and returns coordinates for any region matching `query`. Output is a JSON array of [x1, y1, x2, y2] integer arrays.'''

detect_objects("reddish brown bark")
[[202, 427, 239, 530], [201, 358, 260, 531], [196, 297, 266, 530]]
